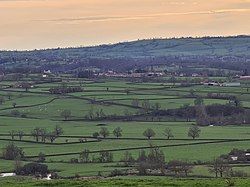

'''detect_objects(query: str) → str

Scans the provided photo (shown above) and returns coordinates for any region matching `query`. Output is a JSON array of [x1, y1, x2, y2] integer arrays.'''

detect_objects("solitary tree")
[[9, 130, 16, 140], [99, 127, 109, 138], [163, 128, 174, 139], [79, 149, 90, 163], [2, 143, 24, 160], [61, 109, 71, 120], [188, 125, 201, 139], [17, 130, 24, 141], [113, 127, 122, 138], [143, 128, 156, 139], [21, 82, 31, 92]]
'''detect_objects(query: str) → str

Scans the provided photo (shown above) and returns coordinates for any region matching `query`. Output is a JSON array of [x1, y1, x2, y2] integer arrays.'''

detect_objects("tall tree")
[[113, 127, 122, 138], [17, 130, 24, 141], [61, 109, 71, 120], [99, 127, 110, 138], [188, 125, 201, 139], [79, 149, 90, 163], [143, 128, 156, 139], [163, 128, 174, 139]]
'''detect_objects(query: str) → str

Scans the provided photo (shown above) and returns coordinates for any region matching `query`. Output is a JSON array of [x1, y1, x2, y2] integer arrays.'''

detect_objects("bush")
[[16, 163, 49, 177], [109, 169, 124, 177], [10, 110, 21, 117], [231, 170, 248, 177], [70, 158, 79, 163], [92, 132, 100, 138]]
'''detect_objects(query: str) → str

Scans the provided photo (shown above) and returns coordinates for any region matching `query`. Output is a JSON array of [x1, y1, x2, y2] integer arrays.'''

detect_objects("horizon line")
[[1, 34, 249, 52]]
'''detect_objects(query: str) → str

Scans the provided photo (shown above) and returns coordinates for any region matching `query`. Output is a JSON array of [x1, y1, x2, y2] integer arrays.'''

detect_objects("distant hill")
[[0, 35, 250, 72]]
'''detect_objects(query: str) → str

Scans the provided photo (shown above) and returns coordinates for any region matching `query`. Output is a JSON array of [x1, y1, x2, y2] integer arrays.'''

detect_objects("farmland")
[[0, 75, 250, 182]]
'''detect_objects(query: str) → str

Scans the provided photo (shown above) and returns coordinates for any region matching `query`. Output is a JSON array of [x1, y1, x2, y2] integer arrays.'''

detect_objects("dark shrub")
[[16, 163, 49, 177]]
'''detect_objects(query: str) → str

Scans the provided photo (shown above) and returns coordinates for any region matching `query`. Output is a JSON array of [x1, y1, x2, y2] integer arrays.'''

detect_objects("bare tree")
[[31, 127, 41, 142], [79, 149, 90, 163], [40, 128, 47, 143], [9, 130, 16, 140], [113, 127, 122, 138], [163, 128, 174, 139], [209, 158, 231, 178], [17, 130, 24, 141], [188, 125, 201, 139], [47, 132, 57, 143], [61, 109, 71, 120]]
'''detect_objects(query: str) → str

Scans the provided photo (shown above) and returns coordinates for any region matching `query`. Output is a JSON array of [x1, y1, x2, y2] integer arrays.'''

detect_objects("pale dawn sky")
[[0, 0, 250, 50]]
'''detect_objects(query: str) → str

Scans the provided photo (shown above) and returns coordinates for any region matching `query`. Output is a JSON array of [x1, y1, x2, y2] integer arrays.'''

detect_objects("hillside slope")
[[0, 36, 249, 71]]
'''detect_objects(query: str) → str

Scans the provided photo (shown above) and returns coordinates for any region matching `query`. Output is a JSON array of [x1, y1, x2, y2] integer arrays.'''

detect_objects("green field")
[[0, 77, 250, 179], [1, 177, 250, 187]]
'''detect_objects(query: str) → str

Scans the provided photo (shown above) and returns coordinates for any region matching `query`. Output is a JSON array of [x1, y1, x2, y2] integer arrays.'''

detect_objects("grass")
[[0, 78, 250, 178], [1, 177, 250, 187]]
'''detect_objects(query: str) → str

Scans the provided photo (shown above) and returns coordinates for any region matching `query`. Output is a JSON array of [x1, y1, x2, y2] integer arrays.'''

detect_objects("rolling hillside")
[[0, 35, 249, 71]]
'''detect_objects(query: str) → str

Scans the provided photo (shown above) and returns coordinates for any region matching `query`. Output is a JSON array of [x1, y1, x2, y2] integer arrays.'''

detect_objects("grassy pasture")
[[0, 78, 250, 178]]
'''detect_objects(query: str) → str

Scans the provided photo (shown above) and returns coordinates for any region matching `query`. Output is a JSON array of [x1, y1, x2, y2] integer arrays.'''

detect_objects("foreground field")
[[1, 177, 250, 187]]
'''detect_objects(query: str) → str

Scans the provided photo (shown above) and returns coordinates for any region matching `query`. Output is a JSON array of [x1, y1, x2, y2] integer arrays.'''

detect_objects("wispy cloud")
[[36, 8, 250, 23]]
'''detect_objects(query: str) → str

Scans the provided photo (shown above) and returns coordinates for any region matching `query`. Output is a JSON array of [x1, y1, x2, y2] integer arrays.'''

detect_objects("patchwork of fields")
[[0, 78, 250, 177]]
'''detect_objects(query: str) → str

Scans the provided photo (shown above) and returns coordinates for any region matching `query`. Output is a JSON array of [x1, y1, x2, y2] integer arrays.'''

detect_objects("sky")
[[0, 0, 250, 50]]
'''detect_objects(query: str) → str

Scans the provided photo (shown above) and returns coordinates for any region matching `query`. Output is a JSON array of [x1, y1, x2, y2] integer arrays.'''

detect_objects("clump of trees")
[[209, 158, 232, 178], [15, 163, 49, 177], [76, 150, 113, 163], [31, 125, 63, 143], [167, 160, 194, 177], [49, 86, 83, 94], [85, 108, 106, 120], [137, 147, 165, 175]]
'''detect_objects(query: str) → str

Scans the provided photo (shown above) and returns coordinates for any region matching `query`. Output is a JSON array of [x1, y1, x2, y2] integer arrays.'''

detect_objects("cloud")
[[36, 8, 250, 23]]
